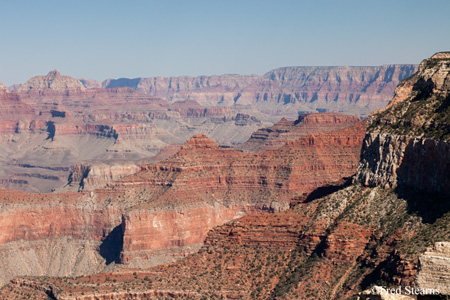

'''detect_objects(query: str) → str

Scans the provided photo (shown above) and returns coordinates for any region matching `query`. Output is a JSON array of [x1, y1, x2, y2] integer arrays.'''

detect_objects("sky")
[[1, 0, 449, 85]]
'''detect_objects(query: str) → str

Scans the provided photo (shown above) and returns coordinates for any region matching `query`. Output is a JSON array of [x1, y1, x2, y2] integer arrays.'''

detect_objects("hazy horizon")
[[1, 0, 449, 86]]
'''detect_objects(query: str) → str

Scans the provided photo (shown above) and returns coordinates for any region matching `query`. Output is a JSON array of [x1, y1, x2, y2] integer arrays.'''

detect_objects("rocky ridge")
[[0, 65, 417, 193], [0, 71, 273, 192]]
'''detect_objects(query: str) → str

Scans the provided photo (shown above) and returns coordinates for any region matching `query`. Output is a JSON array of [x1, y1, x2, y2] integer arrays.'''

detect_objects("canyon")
[[0, 116, 365, 290], [0, 53, 445, 300], [2, 54, 450, 299], [0, 65, 416, 193]]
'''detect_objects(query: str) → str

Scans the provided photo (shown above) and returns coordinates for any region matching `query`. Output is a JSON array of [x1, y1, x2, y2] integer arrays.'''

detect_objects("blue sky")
[[1, 0, 449, 85]]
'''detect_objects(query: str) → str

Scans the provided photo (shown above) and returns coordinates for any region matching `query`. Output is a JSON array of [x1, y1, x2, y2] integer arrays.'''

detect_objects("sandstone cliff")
[[416, 242, 450, 295]]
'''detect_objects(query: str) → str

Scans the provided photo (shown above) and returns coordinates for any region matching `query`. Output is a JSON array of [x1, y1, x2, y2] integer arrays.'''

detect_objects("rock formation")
[[356, 52, 450, 195], [416, 242, 450, 295], [0, 78, 270, 192], [239, 112, 361, 152], [17, 70, 86, 93], [6, 56, 450, 300], [0, 64, 417, 193], [102, 65, 417, 117], [0, 120, 365, 289]]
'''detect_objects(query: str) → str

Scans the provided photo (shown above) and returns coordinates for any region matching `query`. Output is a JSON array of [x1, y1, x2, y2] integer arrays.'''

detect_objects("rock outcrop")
[[239, 112, 361, 152], [416, 242, 450, 295], [356, 53, 450, 195], [17, 70, 86, 93]]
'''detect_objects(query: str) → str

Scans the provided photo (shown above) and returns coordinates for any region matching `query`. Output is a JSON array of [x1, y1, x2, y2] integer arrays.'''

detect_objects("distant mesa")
[[17, 69, 86, 92], [0, 81, 7, 91]]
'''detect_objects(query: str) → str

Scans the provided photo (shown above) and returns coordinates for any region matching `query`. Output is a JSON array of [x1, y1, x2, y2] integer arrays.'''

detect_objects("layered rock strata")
[[239, 112, 361, 152], [0, 64, 417, 192], [0, 71, 271, 192], [102, 65, 417, 117], [0, 122, 365, 287], [1, 54, 443, 300], [416, 242, 450, 295]]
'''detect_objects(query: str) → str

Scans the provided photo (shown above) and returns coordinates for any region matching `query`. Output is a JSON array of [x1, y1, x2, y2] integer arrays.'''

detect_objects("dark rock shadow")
[[46, 121, 55, 141], [395, 138, 450, 223], [395, 186, 450, 224], [301, 177, 353, 204], [99, 224, 124, 265]]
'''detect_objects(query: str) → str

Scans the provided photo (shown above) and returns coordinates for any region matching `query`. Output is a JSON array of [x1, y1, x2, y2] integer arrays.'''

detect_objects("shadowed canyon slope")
[[3, 53, 449, 300]]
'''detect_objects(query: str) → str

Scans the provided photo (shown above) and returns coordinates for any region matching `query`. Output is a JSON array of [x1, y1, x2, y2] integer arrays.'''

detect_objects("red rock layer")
[[239, 112, 361, 152], [0, 120, 365, 286], [113, 123, 365, 265]]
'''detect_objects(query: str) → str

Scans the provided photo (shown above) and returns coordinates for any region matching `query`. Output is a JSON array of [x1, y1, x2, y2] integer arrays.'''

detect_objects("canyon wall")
[[102, 65, 417, 117]]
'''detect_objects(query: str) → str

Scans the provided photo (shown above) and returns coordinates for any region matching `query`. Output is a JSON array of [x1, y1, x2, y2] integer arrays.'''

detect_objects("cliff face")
[[115, 127, 365, 266], [0, 189, 124, 286], [416, 242, 450, 295], [356, 53, 450, 194], [101, 65, 417, 117]]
